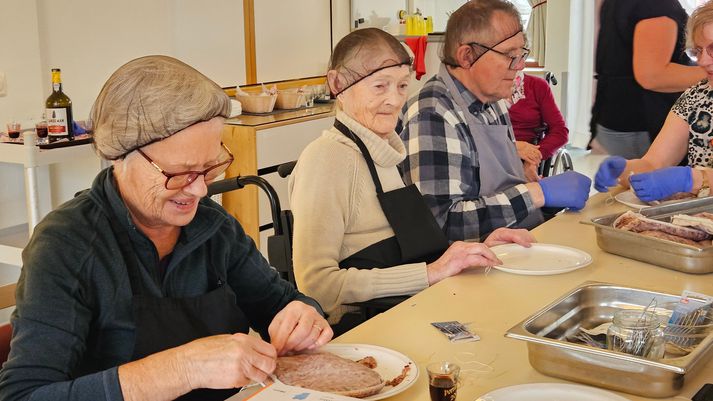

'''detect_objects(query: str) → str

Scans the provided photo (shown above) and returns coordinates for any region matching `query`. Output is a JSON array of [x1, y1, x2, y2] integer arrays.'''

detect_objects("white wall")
[[0, 0, 49, 227], [0, 0, 247, 230], [544, 0, 570, 112], [254, 0, 332, 82]]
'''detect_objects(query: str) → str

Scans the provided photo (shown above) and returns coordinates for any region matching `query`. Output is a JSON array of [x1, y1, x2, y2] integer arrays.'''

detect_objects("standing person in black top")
[[590, 0, 705, 159]]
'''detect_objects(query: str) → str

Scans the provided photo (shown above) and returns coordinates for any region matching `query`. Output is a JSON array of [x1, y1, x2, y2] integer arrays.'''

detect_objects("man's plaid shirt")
[[398, 70, 537, 242]]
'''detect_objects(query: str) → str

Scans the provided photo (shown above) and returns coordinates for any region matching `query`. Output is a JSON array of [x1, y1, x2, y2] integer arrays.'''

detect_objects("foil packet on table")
[[431, 321, 480, 342]]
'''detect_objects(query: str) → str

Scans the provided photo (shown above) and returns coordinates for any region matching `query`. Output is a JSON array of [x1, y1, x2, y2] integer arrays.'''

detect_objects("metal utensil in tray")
[[505, 281, 713, 398]]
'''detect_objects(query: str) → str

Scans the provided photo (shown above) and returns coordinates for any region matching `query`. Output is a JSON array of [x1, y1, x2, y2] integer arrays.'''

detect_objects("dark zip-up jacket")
[[0, 167, 321, 401]]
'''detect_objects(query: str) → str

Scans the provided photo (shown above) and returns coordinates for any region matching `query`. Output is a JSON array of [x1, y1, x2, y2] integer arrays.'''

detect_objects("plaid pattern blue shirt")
[[398, 70, 537, 242]]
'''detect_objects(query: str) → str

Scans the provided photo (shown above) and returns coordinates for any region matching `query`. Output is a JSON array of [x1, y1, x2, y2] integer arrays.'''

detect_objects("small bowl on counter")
[[275, 89, 306, 110], [235, 93, 277, 114]]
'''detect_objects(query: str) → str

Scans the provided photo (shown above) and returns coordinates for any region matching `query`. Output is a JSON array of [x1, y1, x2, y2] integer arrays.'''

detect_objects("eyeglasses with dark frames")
[[466, 42, 530, 70], [685, 43, 713, 62], [137, 143, 234, 190]]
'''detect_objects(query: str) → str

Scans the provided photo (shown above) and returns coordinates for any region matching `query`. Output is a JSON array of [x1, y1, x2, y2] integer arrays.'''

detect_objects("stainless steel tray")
[[506, 282, 713, 398], [583, 197, 713, 274]]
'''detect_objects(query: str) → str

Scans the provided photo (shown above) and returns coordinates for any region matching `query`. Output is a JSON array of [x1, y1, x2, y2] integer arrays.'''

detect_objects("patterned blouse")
[[671, 79, 713, 167]]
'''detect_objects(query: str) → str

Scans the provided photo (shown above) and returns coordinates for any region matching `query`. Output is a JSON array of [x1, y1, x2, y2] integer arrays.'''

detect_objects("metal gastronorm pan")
[[505, 281, 713, 398], [583, 197, 713, 274]]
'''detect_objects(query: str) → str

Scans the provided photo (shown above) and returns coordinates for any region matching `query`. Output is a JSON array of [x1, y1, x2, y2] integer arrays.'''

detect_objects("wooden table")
[[332, 190, 713, 401]]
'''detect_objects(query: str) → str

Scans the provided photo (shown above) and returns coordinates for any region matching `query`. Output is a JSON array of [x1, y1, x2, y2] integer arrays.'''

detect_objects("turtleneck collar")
[[327, 110, 406, 168]]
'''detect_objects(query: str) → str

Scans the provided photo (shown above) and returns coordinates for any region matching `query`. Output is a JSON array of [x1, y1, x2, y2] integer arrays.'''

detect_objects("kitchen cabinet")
[[221, 105, 335, 254]]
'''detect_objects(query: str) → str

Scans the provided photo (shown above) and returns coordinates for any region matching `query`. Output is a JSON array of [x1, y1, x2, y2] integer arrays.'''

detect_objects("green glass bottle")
[[45, 68, 74, 142]]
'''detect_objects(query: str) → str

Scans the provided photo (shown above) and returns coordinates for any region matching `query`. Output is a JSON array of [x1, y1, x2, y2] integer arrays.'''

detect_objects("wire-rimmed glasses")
[[685, 43, 713, 62], [466, 42, 530, 70]]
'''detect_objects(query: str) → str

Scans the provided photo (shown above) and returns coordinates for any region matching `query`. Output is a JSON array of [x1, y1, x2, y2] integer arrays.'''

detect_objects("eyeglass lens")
[[509, 49, 529, 69], [686, 44, 713, 61], [165, 155, 232, 189]]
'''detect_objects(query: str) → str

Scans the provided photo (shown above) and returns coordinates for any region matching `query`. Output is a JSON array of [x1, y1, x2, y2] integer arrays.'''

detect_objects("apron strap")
[[333, 120, 384, 194]]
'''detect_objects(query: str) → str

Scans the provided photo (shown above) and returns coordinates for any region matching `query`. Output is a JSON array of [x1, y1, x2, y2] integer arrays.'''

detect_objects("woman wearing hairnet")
[[0, 55, 331, 401], [289, 29, 534, 334]]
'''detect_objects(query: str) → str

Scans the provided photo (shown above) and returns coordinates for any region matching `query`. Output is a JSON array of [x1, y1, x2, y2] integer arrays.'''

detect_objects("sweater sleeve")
[[289, 139, 428, 320], [532, 76, 569, 160], [0, 219, 124, 401]]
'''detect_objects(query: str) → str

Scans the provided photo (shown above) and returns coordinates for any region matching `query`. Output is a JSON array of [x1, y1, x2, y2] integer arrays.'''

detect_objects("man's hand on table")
[[483, 227, 536, 247], [538, 171, 592, 210]]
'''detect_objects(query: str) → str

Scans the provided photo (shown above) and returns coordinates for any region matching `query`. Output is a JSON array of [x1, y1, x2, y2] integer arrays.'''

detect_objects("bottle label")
[[47, 108, 69, 135]]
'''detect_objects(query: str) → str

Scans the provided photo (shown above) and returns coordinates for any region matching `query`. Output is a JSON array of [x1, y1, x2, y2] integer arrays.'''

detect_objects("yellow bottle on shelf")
[[426, 16, 433, 34]]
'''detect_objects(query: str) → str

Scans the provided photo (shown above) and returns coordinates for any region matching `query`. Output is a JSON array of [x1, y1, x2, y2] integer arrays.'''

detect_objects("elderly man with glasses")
[[0, 56, 331, 401], [398, 0, 591, 242]]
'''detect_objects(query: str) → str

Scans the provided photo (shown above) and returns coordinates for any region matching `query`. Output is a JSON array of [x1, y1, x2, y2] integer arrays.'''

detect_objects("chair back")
[[0, 283, 17, 365], [206, 161, 298, 287]]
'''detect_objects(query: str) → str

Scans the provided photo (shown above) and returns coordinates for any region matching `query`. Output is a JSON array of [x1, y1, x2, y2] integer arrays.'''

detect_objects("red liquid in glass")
[[36, 126, 48, 138]]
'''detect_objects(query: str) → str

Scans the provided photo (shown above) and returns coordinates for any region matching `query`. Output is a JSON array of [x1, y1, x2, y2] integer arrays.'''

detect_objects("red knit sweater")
[[509, 74, 569, 160]]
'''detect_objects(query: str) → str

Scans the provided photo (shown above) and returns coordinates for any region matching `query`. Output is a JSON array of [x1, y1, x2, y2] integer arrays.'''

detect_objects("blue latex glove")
[[539, 171, 592, 210], [629, 166, 693, 202], [594, 156, 627, 192]]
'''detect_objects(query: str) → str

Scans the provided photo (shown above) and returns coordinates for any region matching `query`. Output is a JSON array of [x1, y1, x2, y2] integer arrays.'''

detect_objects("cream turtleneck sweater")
[[288, 111, 429, 323]]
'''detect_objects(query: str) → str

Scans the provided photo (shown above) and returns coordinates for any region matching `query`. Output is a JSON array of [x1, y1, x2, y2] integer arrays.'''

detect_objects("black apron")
[[333, 120, 449, 269], [108, 216, 249, 401]]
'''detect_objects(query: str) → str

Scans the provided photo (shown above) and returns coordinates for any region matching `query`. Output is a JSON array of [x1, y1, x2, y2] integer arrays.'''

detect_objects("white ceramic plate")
[[474, 383, 630, 401], [321, 343, 418, 401], [490, 243, 592, 275], [614, 190, 650, 209], [614, 190, 697, 209]]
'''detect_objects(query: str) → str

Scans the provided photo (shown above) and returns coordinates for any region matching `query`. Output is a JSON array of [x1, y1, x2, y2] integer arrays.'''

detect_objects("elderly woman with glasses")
[[289, 28, 535, 334], [0, 55, 331, 401], [595, 2, 713, 202]]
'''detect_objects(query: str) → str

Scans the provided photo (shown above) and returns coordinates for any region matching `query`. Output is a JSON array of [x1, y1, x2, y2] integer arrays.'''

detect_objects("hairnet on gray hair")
[[328, 28, 412, 96], [90, 55, 231, 160], [442, 0, 523, 67]]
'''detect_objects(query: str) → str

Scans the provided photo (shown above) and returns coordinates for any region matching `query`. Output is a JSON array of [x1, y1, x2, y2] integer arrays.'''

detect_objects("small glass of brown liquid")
[[427, 361, 460, 401], [6, 121, 21, 141], [35, 120, 49, 144]]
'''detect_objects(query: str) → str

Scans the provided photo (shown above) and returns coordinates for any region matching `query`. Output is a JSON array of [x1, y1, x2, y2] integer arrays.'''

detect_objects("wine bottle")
[[45, 68, 74, 142]]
